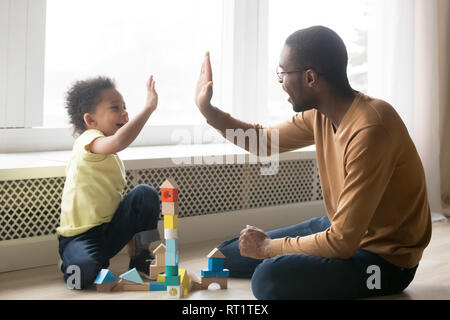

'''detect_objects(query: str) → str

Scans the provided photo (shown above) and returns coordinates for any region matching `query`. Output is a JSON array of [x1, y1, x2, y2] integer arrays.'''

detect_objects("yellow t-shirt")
[[57, 129, 126, 237]]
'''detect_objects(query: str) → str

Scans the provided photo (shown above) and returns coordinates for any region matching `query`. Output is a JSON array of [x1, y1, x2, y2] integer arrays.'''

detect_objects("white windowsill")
[[0, 144, 316, 181]]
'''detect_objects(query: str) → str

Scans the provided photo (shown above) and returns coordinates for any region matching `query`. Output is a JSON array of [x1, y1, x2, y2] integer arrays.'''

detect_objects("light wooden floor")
[[0, 221, 449, 300]]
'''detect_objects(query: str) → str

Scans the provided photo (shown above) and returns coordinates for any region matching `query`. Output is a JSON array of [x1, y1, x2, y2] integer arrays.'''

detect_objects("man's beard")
[[293, 103, 314, 113]]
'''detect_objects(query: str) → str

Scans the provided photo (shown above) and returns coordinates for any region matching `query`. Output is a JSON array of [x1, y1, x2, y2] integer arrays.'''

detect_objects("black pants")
[[58, 184, 160, 289]]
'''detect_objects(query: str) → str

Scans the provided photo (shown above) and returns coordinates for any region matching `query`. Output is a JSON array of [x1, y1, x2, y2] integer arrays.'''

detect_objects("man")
[[194, 26, 432, 299]]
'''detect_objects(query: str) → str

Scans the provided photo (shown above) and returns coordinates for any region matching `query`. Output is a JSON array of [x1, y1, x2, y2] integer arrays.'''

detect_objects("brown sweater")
[[206, 93, 432, 269]]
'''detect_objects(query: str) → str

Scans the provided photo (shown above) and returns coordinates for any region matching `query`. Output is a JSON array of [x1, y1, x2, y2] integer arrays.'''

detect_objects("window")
[[44, 0, 225, 127], [265, 0, 369, 125], [1, 0, 371, 152]]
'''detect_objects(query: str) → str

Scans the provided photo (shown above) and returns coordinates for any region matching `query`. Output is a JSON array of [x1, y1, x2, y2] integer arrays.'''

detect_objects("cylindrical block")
[[166, 265, 178, 276], [164, 228, 178, 239]]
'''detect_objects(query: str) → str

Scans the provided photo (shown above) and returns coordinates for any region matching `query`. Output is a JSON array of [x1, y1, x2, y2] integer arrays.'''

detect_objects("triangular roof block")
[[160, 177, 179, 189], [119, 268, 144, 284], [94, 269, 116, 284], [153, 243, 166, 255], [207, 248, 226, 259]]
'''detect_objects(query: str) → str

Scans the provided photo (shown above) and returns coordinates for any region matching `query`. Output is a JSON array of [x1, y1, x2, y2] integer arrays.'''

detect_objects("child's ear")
[[83, 113, 96, 127]]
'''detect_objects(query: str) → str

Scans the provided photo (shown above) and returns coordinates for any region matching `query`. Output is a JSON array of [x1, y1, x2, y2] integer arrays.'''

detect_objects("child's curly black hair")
[[65, 76, 116, 136]]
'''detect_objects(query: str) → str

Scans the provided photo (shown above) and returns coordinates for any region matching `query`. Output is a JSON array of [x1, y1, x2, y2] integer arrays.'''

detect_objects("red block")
[[161, 188, 178, 202]]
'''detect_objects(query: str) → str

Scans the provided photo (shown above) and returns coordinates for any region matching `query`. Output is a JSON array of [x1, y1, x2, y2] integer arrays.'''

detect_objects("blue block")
[[119, 268, 144, 284], [94, 269, 116, 284], [215, 269, 230, 277], [150, 282, 167, 291], [166, 251, 179, 265], [201, 269, 216, 278], [208, 258, 224, 271], [166, 238, 178, 253]]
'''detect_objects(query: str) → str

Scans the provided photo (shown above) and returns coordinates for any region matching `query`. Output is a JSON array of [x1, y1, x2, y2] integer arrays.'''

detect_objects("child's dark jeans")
[[58, 184, 160, 289]]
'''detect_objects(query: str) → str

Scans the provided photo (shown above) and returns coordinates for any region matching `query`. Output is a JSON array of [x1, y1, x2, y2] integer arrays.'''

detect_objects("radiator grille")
[[0, 160, 322, 241]]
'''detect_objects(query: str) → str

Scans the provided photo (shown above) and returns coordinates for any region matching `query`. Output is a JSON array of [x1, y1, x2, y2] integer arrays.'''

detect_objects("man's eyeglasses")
[[276, 66, 325, 81]]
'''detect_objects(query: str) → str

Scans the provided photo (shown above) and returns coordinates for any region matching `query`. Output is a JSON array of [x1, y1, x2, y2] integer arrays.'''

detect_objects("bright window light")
[[267, 0, 369, 125], [43, 0, 224, 127]]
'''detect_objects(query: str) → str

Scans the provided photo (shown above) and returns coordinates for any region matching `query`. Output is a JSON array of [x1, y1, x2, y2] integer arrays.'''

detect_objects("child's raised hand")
[[145, 75, 158, 112]]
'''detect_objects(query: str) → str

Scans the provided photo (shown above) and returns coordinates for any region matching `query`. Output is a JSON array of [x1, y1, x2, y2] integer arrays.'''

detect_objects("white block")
[[164, 228, 178, 239], [167, 285, 183, 299]]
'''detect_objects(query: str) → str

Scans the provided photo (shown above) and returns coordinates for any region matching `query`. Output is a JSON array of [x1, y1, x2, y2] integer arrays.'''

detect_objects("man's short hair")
[[285, 26, 351, 92]]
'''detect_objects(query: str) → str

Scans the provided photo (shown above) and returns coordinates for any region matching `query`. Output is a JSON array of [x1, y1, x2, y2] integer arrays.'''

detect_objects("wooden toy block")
[[119, 268, 144, 284], [207, 248, 226, 259], [160, 177, 179, 203], [164, 228, 178, 239], [166, 265, 178, 276], [208, 257, 224, 271], [160, 177, 179, 190], [188, 273, 203, 292], [179, 269, 190, 296], [122, 283, 150, 291], [156, 274, 165, 283], [200, 276, 228, 290], [165, 250, 179, 265], [215, 269, 230, 277], [96, 282, 116, 292], [167, 285, 183, 299], [166, 238, 178, 253], [149, 265, 165, 280], [150, 282, 167, 291], [153, 243, 166, 264], [201, 269, 216, 278], [202, 267, 229, 278], [162, 202, 180, 215], [165, 275, 180, 286], [164, 215, 178, 229], [94, 269, 116, 284], [112, 279, 149, 292], [161, 188, 179, 202]]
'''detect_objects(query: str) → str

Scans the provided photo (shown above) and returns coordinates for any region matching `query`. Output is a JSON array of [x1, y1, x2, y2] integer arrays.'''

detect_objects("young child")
[[57, 75, 160, 289]]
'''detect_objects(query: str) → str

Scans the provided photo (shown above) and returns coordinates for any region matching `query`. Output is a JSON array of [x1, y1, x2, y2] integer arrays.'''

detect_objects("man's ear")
[[83, 113, 96, 128], [305, 70, 317, 88]]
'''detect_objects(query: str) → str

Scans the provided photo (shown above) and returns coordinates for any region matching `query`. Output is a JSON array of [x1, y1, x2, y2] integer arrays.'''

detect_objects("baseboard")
[[0, 201, 326, 273]]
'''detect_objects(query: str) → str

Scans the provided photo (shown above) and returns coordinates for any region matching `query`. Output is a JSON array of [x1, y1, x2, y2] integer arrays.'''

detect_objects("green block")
[[165, 275, 180, 286], [166, 265, 178, 276]]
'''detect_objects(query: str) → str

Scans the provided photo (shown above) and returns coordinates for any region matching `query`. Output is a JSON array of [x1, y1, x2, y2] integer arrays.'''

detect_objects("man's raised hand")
[[195, 52, 214, 115]]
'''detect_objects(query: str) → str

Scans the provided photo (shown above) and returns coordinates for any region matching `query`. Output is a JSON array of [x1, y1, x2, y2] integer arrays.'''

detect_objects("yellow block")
[[179, 268, 190, 296], [157, 274, 165, 283], [164, 215, 178, 229]]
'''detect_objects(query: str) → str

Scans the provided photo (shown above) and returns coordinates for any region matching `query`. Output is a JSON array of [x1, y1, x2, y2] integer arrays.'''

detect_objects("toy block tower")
[[160, 177, 182, 298], [200, 248, 229, 289]]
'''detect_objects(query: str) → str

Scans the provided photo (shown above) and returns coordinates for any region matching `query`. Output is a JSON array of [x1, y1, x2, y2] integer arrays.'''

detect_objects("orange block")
[[161, 188, 178, 202]]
